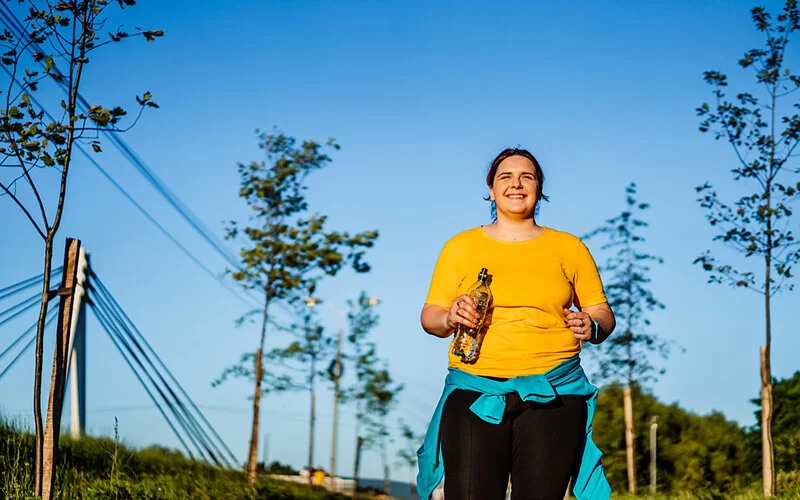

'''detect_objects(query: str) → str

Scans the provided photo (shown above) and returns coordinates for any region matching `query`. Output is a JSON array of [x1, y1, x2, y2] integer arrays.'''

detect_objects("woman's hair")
[[485, 147, 549, 220]]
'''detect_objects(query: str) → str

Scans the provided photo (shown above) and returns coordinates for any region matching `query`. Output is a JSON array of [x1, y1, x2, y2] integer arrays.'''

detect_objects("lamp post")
[[305, 296, 319, 487]]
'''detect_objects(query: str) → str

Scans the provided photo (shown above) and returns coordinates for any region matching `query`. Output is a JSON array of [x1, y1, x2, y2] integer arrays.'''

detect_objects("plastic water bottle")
[[451, 268, 492, 363]]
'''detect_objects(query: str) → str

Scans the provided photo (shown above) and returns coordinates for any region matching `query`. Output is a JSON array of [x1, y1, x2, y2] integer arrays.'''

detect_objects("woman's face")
[[489, 155, 539, 220]]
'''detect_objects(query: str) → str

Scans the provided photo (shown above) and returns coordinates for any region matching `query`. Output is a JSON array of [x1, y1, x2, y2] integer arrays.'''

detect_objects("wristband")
[[591, 321, 600, 342]]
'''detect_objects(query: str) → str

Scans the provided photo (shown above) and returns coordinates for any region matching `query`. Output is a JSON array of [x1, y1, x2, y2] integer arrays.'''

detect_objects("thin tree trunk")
[[35, 6, 86, 493], [246, 297, 270, 486], [761, 346, 775, 498], [383, 436, 391, 495], [762, 71, 776, 500], [352, 436, 363, 500], [41, 239, 81, 500], [33, 237, 54, 496], [308, 377, 316, 487], [624, 386, 636, 494]]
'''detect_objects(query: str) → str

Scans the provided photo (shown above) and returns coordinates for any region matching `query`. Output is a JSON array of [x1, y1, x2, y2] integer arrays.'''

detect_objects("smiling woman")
[[485, 148, 549, 223], [416, 148, 617, 500]]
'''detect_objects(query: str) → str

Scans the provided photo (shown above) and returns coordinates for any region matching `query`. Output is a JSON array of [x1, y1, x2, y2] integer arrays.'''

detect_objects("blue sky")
[[1, 0, 799, 482]]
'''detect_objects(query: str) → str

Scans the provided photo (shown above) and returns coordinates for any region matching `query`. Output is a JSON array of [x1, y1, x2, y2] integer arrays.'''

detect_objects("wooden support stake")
[[41, 238, 81, 500], [624, 386, 636, 494], [761, 346, 775, 498]]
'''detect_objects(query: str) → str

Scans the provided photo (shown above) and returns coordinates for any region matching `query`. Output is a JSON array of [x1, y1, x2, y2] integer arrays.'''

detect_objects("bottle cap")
[[478, 268, 488, 281]]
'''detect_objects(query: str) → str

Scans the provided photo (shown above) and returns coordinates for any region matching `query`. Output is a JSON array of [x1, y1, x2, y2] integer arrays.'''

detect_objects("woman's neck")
[[484, 217, 544, 241]]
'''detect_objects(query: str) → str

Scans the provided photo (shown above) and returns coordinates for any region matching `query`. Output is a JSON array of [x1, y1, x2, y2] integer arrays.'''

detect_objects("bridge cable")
[[89, 282, 224, 467], [88, 292, 197, 461], [91, 272, 237, 467], [88, 290, 211, 463], [0, 268, 62, 301], [0, 307, 59, 380]]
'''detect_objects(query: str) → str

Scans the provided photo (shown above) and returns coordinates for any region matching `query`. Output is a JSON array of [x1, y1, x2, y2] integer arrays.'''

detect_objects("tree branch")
[[0, 179, 46, 239]]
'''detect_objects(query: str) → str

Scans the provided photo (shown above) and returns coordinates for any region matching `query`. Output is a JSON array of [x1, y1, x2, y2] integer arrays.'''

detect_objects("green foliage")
[[695, 0, 800, 293], [344, 293, 402, 446], [215, 131, 379, 390], [0, 0, 161, 238], [224, 131, 378, 300], [265, 461, 299, 476], [395, 420, 422, 470], [594, 383, 750, 495], [583, 183, 672, 387]]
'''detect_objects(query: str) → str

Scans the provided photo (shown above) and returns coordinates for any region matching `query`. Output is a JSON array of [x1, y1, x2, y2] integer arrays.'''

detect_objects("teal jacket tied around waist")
[[416, 355, 611, 499]]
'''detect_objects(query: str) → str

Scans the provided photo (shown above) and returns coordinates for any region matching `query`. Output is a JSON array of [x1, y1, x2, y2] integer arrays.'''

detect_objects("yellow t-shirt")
[[425, 226, 607, 377]]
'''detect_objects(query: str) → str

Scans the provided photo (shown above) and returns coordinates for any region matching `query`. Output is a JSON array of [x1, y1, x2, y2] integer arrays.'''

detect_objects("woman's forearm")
[[421, 304, 454, 338], [586, 303, 615, 344]]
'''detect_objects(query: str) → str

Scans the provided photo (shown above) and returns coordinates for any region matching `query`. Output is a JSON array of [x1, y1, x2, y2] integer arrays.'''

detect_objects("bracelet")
[[591, 321, 600, 342]]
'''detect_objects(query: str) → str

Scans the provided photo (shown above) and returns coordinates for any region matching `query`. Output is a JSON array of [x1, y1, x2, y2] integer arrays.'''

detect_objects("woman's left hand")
[[563, 308, 593, 341]]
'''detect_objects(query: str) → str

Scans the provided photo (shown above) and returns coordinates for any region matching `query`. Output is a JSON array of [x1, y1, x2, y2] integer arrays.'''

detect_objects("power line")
[[0, 62, 260, 311], [0, 6, 304, 320], [0, 4, 241, 271]]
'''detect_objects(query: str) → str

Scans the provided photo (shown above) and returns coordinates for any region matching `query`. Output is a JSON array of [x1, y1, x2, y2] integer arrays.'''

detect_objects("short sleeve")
[[572, 239, 607, 308], [425, 239, 463, 309]]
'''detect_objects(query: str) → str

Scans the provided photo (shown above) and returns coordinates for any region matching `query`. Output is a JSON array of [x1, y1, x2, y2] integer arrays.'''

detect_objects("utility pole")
[[330, 328, 343, 481], [650, 416, 658, 495], [307, 311, 316, 487]]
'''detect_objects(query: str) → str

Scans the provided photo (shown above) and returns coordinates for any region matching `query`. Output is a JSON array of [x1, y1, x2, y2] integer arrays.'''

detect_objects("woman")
[[416, 148, 616, 500]]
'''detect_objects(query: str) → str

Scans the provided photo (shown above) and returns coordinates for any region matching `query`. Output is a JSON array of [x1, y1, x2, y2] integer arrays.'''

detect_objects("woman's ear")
[[489, 186, 495, 201]]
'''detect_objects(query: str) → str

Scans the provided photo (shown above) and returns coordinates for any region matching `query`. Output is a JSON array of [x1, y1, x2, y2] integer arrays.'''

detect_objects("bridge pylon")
[[65, 247, 89, 439]]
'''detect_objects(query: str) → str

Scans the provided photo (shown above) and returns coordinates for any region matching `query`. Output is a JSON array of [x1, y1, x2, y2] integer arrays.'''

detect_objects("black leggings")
[[440, 389, 587, 500]]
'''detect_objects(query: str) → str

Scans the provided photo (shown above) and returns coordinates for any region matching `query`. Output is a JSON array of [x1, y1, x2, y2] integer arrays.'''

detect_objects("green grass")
[[0, 418, 373, 500]]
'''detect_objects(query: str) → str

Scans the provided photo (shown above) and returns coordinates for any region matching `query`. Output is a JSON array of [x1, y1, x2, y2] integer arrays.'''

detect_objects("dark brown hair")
[[485, 148, 549, 219]]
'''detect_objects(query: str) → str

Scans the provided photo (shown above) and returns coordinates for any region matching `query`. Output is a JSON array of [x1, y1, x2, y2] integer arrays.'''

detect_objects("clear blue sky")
[[1, 0, 798, 482]]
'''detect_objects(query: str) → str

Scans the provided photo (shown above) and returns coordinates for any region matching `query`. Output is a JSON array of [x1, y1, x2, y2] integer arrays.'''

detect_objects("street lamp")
[[304, 295, 319, 487]]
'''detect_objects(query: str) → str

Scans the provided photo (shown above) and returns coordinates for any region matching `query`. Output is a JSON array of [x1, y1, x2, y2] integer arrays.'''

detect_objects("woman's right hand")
[[447, 294, 479, 330]]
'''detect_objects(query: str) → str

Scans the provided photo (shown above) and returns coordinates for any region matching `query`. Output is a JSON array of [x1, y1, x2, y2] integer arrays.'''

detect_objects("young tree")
[[216, 131, 378, 485], [695, 2, 800, 495], [0, 2, 160, 497], [363, 362, 403, 496], [343, 292, 402, 496], [396, 419, 423, 500], [583, 183, 671, 494], [343, 292, 380, 497], [262, 295, 335, 486]]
